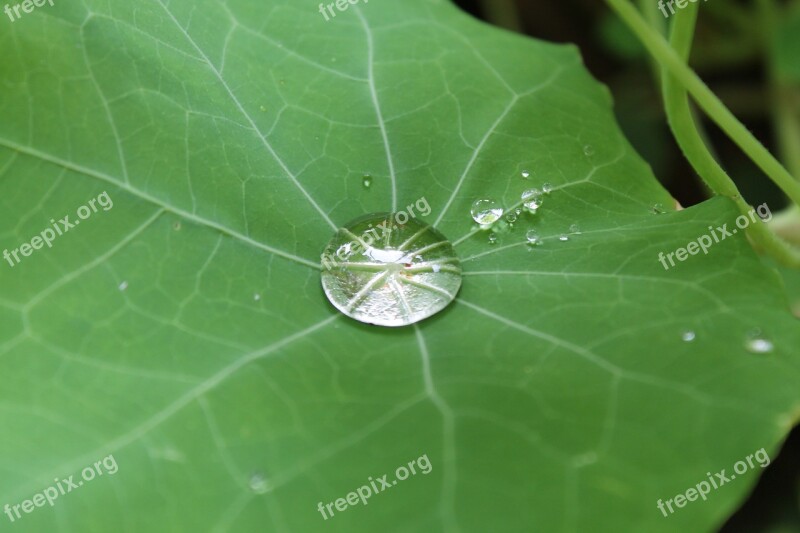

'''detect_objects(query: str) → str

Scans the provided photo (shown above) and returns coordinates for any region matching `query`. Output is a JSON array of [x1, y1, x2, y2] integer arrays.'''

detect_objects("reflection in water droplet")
[[471, 198, 503, 225], [559, 234, 569, 242], [321, 214, 462, 327], [745, 330, 774, 354], [542, 183, 553, 194], [583, 144, 595, 156], [526, 230, 541, 246], [521, 189, 542, 213], [681, 330, 696, 342], [651, 203, 664, 214], [118, 281, 128, 291], [249, 473, 271, 494], [521, 170, 531, 179], [362, 174, 373, 188], [488, 232, 498, 245]]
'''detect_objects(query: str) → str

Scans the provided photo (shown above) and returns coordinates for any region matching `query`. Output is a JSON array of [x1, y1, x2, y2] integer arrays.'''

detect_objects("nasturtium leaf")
[[0, 1, 798, 531]]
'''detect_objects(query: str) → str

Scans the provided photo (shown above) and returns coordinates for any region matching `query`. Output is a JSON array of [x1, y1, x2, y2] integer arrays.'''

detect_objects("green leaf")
[[1, 1, 798, 531]]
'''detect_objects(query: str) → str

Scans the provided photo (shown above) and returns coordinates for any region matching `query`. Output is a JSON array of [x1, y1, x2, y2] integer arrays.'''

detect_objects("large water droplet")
[[470, 198, 503, 225], [321, 214, 462, 327], [744, 330, 774, 354], [521, 189, 542, 213]]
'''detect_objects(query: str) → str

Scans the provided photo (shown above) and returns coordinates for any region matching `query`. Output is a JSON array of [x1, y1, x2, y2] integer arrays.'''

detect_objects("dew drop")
[[521, 170, 531, 179], [583, 144, 595, 156], [521, 189, 542, 213], [542, 183, 553, 194], [744, 330, 774, 354], [488, 232, 498, 245], [470, 198, 503, 225], [515, 207, 522, 216], [253, 293, 261, 301], [681, 330, 696, 342], [558, 234, 569, 242], [570, 223, 581, 234], [362, 174, 373, 188], [320, 213, 462, 327], [259, 105, 267, 112], [249, 473, 271, 494], [526, 230, 541, 246], [651, 203, 664, 214], [505, 211, 518, 224], [118, 281, 128, 291]]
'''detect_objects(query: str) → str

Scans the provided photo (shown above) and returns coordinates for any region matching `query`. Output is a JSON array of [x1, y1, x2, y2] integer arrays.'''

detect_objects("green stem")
[[608, 0, 800, 266], [605, 0, 800, 208]]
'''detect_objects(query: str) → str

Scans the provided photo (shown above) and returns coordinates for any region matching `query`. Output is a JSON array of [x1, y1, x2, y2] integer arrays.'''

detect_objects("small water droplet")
[[521, 170, 531, 179], [583, 144, 595, 156], [521, 189, 542, 213], [249, 473, 271, 494], [253, 293, 261, 301], [744, 330, 774, 354], [515, 207, 522, 216], [558, 234, 569, 242], [488, 232, 498, 245], [651, 203, 664, 214], [526, 230, 541, 246], [542, 183, 553, 194], [321, 213, 462, 327], [505, 211, 517, 224], [569, 223, 581, 234], [259, 105, 267, 112], [681, 330, 696, 342], [362, 174, 373, 188], [173, 221, 181, 231], [470, 198, 503, 225], [118, 281, 128, 291]]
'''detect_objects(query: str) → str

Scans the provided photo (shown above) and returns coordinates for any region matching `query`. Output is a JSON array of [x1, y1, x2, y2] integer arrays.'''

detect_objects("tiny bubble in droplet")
[[744, 330, 774, 354], [249, 473, 271, 494]]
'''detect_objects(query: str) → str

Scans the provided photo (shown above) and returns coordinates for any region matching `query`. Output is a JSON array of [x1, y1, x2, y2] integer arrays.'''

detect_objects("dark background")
[[452, 0, 800, 531]]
